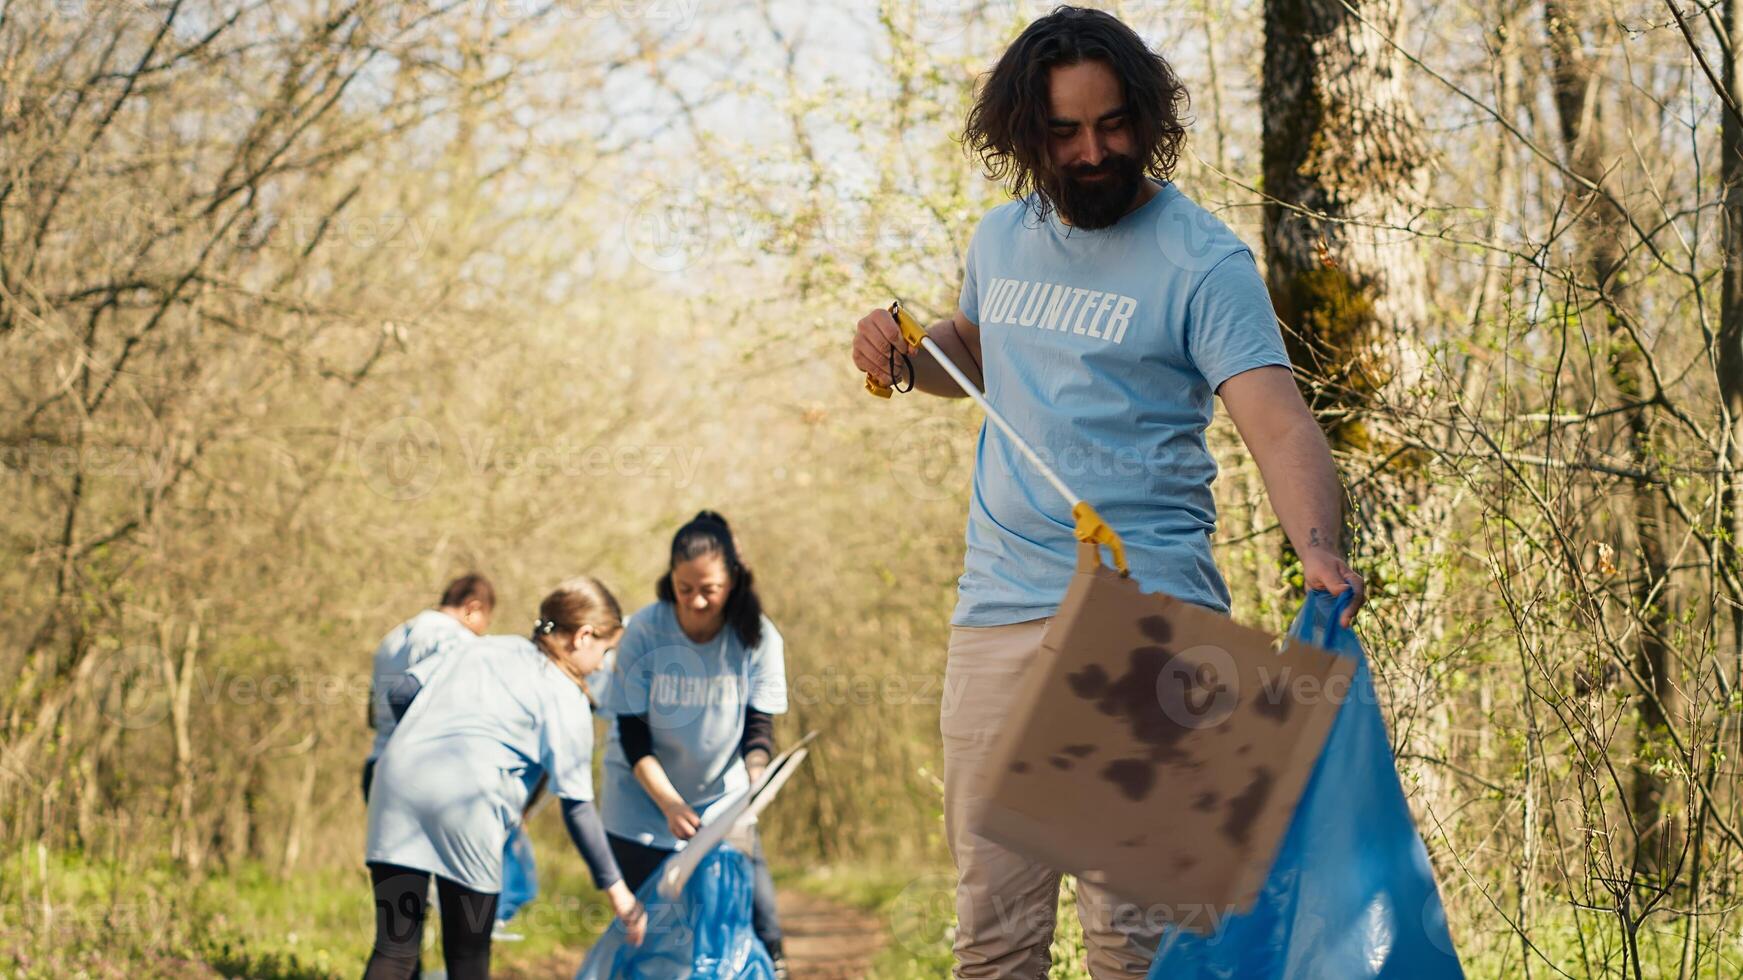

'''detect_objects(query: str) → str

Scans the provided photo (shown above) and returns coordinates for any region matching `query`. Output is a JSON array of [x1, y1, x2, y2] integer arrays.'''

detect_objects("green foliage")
[[0, 844, 617, 978]]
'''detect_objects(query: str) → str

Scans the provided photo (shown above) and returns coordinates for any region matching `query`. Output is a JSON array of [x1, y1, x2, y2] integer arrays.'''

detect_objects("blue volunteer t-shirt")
[[953, 181, 1292, 626], [365, 635, 597, 892], [367, 609, 474, 762], [600, 602, 788, 849]]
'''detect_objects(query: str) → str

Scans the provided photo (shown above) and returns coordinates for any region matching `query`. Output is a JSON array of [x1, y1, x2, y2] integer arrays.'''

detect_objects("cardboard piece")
[[656, 730, 818, 901], [973, 545, 1356, 931]]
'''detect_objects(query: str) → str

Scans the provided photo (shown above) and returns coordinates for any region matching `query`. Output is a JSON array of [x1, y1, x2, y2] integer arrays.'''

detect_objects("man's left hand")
[[1301, 548, 1365, 627]]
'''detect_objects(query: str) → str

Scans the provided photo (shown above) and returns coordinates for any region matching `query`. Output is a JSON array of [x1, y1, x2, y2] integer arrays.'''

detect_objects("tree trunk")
[[1261, 0, 1451, 820], [1542, 0, 1684, 879], [164, 616, 204, 870], [1261, 0, 1431, 453], [282, 737, 319, 872], [1720, 0, 1743, 666]]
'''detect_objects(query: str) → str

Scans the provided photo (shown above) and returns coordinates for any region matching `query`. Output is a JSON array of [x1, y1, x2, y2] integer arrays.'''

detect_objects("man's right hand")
[[851, 306, 983, 397], [853, 306, 907, 388]]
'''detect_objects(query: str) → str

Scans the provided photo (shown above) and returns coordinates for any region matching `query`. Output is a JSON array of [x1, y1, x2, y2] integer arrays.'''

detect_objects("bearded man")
[[850, 7, 1366, 978]]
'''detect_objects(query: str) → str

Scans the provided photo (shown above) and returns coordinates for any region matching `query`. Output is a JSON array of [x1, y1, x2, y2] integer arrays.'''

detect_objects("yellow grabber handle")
[[866, 300, 1130, 577], [864, 301, 931, 398]]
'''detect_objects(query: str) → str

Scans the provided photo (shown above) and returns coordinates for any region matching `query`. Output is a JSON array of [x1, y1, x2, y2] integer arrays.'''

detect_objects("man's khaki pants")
[[941, 619, 1164, 980]]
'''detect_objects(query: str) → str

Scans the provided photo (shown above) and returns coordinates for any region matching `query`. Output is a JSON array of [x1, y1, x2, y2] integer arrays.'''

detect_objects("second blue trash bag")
[[498, 823, 538, 923], [1147, 589, 1464, 979], [574, 843, 777, 980]]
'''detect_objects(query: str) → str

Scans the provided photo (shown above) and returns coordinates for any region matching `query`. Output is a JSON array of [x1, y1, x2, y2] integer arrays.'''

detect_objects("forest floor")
[[493, 883, 886, 979]]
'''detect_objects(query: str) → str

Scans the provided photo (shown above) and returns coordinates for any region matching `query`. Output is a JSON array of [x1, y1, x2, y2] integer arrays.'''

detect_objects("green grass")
[[13, 845, 1740, 978], [786, 863, 1743, 979], [0, 837, 615, 979]]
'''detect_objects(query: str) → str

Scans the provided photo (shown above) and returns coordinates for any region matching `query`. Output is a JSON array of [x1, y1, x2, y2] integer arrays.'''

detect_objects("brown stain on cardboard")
[[1222, 767, 1276, 845], [1067, 664, 1110, 698], [1138, 615, 1172, 644], [1254, 673, 1293, 724], [1064, 609, 1230, 802], [1103, 758, 1155, 801]]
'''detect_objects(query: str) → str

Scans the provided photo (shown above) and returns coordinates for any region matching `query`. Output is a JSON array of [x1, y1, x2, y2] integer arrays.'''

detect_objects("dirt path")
[[492, 884, 885, 979], [774, 883, 886, 979]]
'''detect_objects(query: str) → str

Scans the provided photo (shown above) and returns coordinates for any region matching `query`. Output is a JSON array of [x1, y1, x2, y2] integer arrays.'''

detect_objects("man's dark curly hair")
[[962, 6, 1189, 217]]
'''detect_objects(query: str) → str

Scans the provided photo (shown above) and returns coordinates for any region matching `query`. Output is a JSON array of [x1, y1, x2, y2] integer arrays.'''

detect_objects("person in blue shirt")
[[600, 511, 790, 976], [363, 573, 495, 801], [364, 577, 645, 980], [850, 8, 1367, 978], [361, 575, 537, 948]]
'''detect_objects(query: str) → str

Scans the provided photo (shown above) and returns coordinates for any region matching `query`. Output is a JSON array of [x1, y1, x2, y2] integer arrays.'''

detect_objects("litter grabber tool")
[[656, 730, 819, 901], [865, 299, 1129, 576]]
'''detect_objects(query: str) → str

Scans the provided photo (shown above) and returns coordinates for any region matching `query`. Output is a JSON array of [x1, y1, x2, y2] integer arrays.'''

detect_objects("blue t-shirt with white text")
[[953, 181, 1291, 626], [600, 602, 788, 849]]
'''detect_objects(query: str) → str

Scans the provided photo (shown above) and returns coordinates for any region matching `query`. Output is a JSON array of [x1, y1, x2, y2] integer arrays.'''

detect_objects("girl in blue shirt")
[[364, 577, 645, 979]]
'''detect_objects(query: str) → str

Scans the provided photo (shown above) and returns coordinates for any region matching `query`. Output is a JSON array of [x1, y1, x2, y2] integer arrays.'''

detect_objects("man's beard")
[[1040, 153, 1144, 230]]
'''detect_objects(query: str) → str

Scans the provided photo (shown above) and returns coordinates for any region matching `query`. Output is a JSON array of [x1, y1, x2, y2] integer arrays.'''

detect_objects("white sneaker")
[[492, 921, 525, 942]]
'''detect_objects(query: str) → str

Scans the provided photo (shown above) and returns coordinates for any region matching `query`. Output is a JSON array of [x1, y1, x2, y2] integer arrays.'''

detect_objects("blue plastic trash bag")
[[575, 843, 776, 980], [499, 823, 538, 922], [1147, 589, 1463, 979]]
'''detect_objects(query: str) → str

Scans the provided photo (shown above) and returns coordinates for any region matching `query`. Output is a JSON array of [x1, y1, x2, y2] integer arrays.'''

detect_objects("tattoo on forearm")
[[1309, 527, 1323, 549]]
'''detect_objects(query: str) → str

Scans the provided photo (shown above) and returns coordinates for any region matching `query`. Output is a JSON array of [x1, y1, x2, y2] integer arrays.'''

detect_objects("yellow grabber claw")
[[1073, 500, 1129, 576], [865, 300, 930, 398]]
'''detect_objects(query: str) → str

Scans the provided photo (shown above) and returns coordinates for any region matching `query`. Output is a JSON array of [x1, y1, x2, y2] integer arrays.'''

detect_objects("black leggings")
[[365, 863, 499, 980]]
